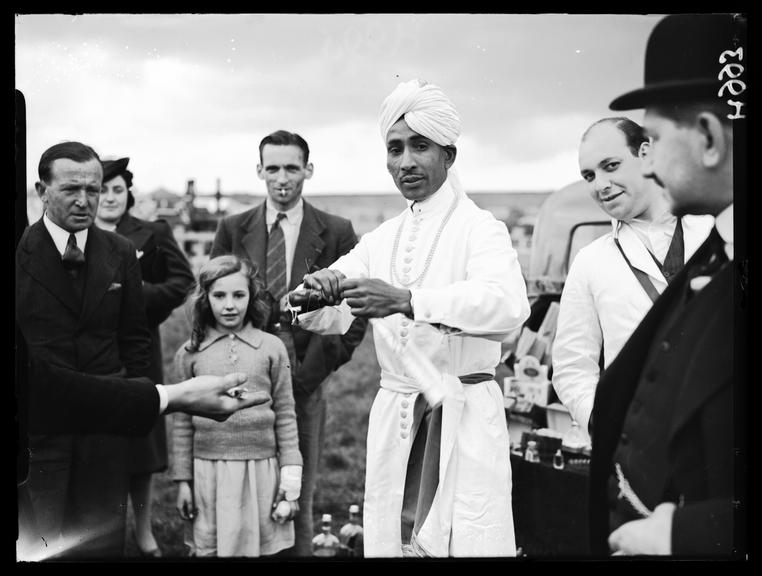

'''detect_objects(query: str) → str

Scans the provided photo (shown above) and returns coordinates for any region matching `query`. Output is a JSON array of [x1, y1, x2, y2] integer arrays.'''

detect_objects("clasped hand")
[[608, 502, 675, 555], [302, 269, 412, 319], [271, 489, 300, 524]]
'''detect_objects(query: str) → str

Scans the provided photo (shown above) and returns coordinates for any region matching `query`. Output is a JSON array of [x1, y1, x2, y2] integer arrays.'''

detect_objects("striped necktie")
[[266, 212, 288, 304], [62, 233, 85, 278]]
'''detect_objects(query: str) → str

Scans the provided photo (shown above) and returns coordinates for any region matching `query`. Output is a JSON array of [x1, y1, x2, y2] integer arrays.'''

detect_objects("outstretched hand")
[[340, 277, 413, 319], [165, 373, 270, 421], [302, 269, 346, 305]]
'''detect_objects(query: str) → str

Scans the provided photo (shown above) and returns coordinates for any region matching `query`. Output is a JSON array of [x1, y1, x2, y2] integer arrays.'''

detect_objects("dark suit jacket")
[[16, 220, 153, 417], [589, 235, 736, 556], [26, 351, 158, 437], [116, 214, 194, 383], [211, 200, 367, 398]]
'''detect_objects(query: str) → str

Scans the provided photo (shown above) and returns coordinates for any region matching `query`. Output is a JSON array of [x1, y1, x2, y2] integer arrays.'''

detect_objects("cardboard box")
[[504, 376, 552, 408]]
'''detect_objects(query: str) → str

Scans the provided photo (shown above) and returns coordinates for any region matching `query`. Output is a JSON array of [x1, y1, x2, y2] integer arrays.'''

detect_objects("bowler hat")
[[102, 157, 130, 183], [610, 13, 747, 111]]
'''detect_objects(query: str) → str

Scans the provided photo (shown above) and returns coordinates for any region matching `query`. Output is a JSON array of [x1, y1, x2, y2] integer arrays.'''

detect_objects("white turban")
[[378, 79, 462, 146]]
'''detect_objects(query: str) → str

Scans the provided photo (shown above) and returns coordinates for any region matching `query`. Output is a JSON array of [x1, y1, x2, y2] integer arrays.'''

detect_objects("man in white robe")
[[294, 79, 530, 557]]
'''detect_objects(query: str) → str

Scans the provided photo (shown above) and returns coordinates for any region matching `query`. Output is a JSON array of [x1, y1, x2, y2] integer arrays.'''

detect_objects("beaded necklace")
[[389, 192, 460, 288]]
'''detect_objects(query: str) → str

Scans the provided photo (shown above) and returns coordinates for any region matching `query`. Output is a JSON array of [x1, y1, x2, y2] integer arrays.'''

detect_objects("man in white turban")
[[294, 79, 530, 557]]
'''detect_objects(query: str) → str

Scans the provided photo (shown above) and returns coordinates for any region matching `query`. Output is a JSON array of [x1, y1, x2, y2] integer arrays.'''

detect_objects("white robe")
[[299, 179, 530, 557]]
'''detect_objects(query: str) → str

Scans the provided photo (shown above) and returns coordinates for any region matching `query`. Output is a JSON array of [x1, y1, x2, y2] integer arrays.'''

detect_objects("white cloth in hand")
[[279, 465, 303, 501]]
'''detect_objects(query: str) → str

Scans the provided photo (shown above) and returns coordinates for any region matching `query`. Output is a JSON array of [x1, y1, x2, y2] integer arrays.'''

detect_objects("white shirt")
[[552, 214, 714, 436], [43, 212, 89, 256], [715, 203, 734, 261], [265, 197, 304, 286], [626, 209, 679, 263]]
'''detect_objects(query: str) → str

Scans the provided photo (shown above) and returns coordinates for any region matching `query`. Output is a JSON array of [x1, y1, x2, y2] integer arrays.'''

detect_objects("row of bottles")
[[524, 440, 565, 470], [522, 420, 589, 469]]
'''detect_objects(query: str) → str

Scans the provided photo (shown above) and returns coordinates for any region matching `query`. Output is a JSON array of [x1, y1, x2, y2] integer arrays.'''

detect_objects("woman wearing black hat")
[[96, 157, 195, 557]]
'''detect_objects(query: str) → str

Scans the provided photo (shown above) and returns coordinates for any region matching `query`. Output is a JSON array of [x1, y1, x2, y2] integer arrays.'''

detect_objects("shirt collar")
[[266, 197, 304, 226], [613, 209, 677, 238], [43, 212, 89, 256], [714, 203, 733, 259], [628, 210, 676, 233], [197, 322, 264, 352], [406, 178, 455, 216]]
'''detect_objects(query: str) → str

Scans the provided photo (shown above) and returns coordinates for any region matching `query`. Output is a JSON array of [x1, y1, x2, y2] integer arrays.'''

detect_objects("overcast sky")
[[15, 13, 662, 195]]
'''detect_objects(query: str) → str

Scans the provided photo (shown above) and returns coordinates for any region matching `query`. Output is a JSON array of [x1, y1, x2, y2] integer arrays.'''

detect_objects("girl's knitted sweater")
[[171, 324, 302, 481]]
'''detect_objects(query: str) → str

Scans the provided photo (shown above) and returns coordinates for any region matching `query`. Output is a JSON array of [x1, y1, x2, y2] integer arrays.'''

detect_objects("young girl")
[[172, 255, 303, 557]]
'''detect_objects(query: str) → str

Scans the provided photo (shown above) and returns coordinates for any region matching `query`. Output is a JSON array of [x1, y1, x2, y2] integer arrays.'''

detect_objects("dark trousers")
[[273, 327, 328, 557], [22, 433, 130, 559], [293, 388, 327, 556]]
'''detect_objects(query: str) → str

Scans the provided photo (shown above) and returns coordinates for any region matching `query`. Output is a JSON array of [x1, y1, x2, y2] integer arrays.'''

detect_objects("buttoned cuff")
[[410, 289, 462, 334], [155, 384, 169, 415], [280, 465, 303, 501], [410, 288, 442, 323]]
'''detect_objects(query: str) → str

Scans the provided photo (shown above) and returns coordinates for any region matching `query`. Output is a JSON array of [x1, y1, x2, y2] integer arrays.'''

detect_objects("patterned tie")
[[700, 226, 729, 274], [266, 213, 288, 305], [62, 233, 85, 277], [686, 226, 729, 298], [660, 218, 684, 284]]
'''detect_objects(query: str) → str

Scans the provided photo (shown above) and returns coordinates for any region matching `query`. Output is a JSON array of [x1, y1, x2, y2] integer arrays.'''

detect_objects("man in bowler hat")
[[589, 13, 746, 556]]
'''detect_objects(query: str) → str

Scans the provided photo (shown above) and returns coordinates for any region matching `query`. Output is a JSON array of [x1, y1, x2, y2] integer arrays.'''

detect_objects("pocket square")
[[136, 250, 144, 259], [107, 282, 122, 292]]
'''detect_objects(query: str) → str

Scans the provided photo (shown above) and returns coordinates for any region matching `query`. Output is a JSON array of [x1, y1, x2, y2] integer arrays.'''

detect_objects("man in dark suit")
[[16, 141, 152, 559], [211, 130, 367, 555], [589, 13, 746, 557]]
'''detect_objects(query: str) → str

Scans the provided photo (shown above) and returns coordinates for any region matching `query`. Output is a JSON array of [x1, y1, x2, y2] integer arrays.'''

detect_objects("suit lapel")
[[291, 201, 326, 290], [593, 256, 692, 463], [79, 226, 120, 326], [18, 221, 81, 315], [240, 202, 268, 270], [668, 261, 733, 442]]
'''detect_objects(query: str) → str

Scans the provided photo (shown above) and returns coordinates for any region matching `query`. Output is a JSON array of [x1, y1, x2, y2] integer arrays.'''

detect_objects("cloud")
[[455, 134, 582, 192], [16, 13, 660, 194]]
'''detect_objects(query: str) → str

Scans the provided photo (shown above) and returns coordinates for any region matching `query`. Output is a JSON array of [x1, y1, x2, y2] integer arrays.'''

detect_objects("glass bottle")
[[552, 448, 565, 470], [524, 440, 540, 463], [563, 421, 587, 451]]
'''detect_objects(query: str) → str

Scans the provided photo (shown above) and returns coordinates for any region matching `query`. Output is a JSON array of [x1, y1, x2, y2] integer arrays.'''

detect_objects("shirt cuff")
[[155, 384, 169, 415], [280, 465, 303, 501]]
